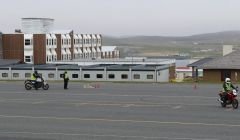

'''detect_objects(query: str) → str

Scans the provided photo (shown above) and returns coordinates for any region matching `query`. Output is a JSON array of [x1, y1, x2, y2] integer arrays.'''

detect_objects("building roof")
[[0, 63, 169, 71], [22, 18, 54, 20], [187, 57, 215, 68], [198, 50, 240, 69], [0, 59, 21, 66]]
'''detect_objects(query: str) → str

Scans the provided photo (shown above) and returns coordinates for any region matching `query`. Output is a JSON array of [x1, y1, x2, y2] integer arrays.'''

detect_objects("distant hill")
[[102, 31, 240, 57], [103, 31, 240, 46]]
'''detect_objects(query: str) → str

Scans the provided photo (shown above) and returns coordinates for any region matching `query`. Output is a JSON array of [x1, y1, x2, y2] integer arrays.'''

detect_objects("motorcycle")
[[24, 77, 49, 90], [218, 86, 238, 109]]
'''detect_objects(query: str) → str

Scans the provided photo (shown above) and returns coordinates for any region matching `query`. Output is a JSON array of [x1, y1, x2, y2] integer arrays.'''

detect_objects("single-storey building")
[[188, 50, 240, 82]]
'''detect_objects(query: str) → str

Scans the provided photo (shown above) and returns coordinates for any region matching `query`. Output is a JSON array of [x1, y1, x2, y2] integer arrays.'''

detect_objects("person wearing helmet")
[[31, 70, 40, 90], [219, 78, 236, 103]]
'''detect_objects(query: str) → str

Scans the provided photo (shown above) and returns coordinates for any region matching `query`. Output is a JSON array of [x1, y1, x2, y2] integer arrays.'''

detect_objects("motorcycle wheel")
[[232, 99, 238, 109], [42, 84, 49, 90], [25, 83, 32, 90]]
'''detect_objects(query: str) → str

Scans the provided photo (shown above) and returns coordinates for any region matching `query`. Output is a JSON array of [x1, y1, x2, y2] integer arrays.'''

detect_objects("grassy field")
[[103, 31, 240, 58]]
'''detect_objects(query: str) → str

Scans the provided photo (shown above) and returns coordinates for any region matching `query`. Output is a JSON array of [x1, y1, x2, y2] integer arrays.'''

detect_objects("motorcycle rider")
[[219, 78, 236, 103], [31, 70, 40, 90]]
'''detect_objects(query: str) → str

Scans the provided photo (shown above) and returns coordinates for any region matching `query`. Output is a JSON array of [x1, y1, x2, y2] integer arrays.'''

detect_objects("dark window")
[[221, 70, 231, 81], [25, 39, 31, 45], [108, 74, 115, 79], [84, 74, 90, 78], [25, 73, 31, 78], [60, 74, 64, 78], [48, 73, 54, 78], [72, 74, 79, 78], [2, 73, 8, 78], [121, 74, 128, 79], [25, 56, 31, 62], [133, 74, 140, 79], [96, 74, 103, 78], [147, 74, 153, 79], [13, 73, 19, 78]]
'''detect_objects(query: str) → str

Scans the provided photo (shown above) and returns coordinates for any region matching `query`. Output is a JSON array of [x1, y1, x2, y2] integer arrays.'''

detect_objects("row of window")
[[1, 73, 154, 80], [47, 39, 57, 46], [25, 37, 101, 46]]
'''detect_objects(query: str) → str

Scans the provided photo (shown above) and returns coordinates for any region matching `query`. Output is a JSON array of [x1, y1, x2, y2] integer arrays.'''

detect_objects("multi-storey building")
[[1, 18, 119, 64], [2, 32, 106, 64]]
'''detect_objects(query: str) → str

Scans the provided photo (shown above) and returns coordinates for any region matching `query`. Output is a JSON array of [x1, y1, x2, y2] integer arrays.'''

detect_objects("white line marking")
[[0, 114, 239, 127], [0, 91, 217, 99], [0, 131, 219, 140]]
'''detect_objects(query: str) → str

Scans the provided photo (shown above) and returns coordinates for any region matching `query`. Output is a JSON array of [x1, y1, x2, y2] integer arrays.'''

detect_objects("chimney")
[[15, 29, 22, 33], [223, 45, 233, 56]]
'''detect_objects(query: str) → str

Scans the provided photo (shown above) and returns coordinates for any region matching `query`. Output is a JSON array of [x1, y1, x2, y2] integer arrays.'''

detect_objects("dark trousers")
[[33, 81, 38, 90], [64, 79, 68, 89], [220, 92, 228, 102]]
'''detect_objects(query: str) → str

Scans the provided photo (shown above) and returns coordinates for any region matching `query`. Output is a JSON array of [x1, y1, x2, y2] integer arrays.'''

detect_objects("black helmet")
[[34, 70, 38, 74]]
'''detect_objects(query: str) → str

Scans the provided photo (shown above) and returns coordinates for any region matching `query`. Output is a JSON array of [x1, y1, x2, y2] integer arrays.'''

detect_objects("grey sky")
[[1, 0, 240, 36]]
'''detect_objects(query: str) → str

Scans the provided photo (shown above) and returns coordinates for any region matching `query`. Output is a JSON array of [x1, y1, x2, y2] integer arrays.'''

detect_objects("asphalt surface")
[[0, 81, 239, 140]]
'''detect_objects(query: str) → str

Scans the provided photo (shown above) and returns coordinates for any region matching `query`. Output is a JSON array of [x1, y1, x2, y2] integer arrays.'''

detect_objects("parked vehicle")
[[218, 87, 238, 109], [24, 77, 49, 90]]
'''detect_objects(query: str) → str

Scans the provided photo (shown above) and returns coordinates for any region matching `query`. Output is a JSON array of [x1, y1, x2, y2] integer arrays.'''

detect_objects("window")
[[25, 39, 31, 45], [108, 74, 115, 79], [13, 73, 19, 78], [2, 73, 8, 78], [147, 74, 153, 79], [121, 74, 128, 79], [96, 74, 103, 79], [60, 74, 64, 78], [84, 74, 90, 78], [48, 73, 55, 78], [133, 74, 140, 79], [25, 56, 31, 62], [72, 74, 78, 78], [25, 73, 31, 78]]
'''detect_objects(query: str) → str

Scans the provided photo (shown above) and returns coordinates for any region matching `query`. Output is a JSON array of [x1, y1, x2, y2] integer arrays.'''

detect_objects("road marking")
[[0, 114, 239, 127], [0, 91, 217, 99], [0, 131, 219, 140], [0, 98, 217, 107], [172, 105, 182, 109]]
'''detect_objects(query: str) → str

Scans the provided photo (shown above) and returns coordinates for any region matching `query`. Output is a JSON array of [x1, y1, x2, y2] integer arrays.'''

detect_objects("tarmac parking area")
[[0, 81, 239, 140]]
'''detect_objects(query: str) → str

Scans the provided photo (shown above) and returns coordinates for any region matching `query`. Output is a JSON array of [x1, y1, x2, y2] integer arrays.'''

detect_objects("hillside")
[[102, 31, 240, 57]]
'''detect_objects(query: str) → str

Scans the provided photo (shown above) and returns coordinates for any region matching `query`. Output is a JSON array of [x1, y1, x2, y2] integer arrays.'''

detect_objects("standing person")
[[63, 70, 69, 89]]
